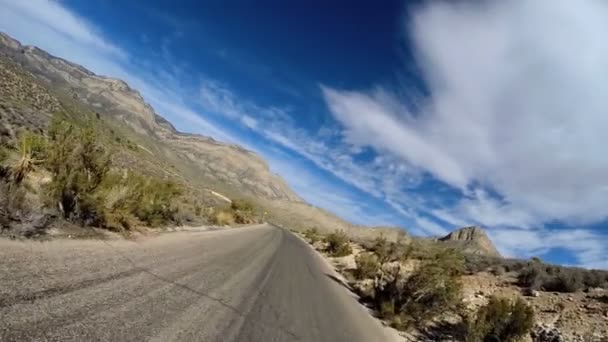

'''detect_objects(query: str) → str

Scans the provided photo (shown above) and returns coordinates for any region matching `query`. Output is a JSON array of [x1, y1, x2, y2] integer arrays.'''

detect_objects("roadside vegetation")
[[299, 229, 540, 339], [465, 254, 608, 292], [324, 230, 353, 257], [303, 227, 320, 243], [465, 296, 535, 342], [0, 115, 262, 235], [209, 198, 258, 226], [0, 118, 184, 232]]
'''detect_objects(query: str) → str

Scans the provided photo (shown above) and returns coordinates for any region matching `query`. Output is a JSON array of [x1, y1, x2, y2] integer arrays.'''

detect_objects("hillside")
[[0, 31, 510, 256], [0, 31, 415, 241], [0, 32, 300, 203]]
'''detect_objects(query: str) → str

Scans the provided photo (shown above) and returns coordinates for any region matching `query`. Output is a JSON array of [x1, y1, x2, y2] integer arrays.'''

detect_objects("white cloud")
[[266, 154, 402, 227], [0, 0, 232, 144], [323, 0, 608, 230], [198, 80, 424, 204], [0, 0, 126, 59], [198, 80, 461, 232], [489, 228, 608, 270]]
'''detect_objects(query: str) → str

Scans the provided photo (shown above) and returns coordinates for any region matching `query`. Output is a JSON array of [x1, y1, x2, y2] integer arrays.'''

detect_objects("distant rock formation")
[[438, 226, 501, 257]]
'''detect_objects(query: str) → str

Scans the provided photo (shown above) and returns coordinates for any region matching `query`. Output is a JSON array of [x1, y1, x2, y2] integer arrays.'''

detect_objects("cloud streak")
[[317, 0, 608, 266], [324, 0, 608, 228], [0, 0, 233, 144]]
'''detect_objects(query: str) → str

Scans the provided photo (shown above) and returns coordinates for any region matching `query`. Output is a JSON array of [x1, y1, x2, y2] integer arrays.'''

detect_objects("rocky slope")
[[438, 226, 501, 257], [3, 32, 505, 250], [0, 31, 413, 240], [0, 32, 299, 203]]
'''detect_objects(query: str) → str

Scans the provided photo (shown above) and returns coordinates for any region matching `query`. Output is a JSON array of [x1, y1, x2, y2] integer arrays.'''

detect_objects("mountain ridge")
[[0, 31, 301, 203], [438, 226, 501, 257], [0, 31, 503, 254]]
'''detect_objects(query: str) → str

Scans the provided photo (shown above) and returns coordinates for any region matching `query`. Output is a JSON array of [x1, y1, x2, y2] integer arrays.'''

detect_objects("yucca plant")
[[9, 133, 46, 185]]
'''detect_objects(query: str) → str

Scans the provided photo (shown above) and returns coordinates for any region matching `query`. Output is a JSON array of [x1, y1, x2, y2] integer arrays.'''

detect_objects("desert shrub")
[[99, 171, 182, 227], [0, 147, 8, 164], [490, 265, 506, 276], [39, 118, 182, 229], [6, 132, 46, 185], [211, 209, 235, 226], [371, 235, 390, 259], [518, 263, 548, 290], [531, 256, 543, 263], [324, 230, 352, 257], [354, 252, 380, 280], [129, 177, 181, 226], [44, 121, 110, 225], [369, 235, 410, 263], [373, 248, 464, 329], [0, 181, 28, 216], [584, 270, 608, 289], [594, 295, 608, 304], [304, 227, 319, 243], [231, 199, 254, 212], [228, 199, 257, 224], [465, 255, 498, 274], [500, 259, 527, 273], [544, 268, 584, 293], [465, 296, 535, 342], [519, 264, 588, 293]]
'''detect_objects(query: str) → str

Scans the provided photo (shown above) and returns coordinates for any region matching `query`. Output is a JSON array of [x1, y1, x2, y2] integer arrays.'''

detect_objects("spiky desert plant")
[[9, 133, 45, 185]]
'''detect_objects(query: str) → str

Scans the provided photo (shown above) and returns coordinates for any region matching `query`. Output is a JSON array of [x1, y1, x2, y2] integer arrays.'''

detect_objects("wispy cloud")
[[0, 0, 126, 59], [323, 0, 608, 228], [320, 0, 608, 265], [0, 0, 233, 144], [489, 228, 608, 269], [0, 0, 414, 231], [197, 79, 447, 232]]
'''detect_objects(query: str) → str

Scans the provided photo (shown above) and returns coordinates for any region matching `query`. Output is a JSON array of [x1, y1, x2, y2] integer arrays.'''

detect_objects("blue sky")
[[1, 0, 607, 269]]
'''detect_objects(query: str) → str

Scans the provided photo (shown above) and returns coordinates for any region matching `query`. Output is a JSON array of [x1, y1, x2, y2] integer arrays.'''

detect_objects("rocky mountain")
[[0, 31, 411, 240], [0, 32, 300, 203], [438, 226, 501, 257]]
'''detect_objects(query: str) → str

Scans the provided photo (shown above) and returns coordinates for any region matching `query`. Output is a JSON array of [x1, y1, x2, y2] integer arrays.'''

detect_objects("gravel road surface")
[[0, 224, 399, 342]]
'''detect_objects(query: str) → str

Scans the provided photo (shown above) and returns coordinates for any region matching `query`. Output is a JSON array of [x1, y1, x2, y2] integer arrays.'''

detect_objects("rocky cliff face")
[[439, 226, 501, 257], [0, 32, 300, 202]]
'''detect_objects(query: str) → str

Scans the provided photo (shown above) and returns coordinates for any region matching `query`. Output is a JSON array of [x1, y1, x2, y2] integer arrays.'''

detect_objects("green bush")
[[210, 209, 235, 226], [207, 201, 258, 226], [545, 268, 584, 293], [44, 121, 110, 225], [368, 236, 416, 264], [583, 269, 608, 289], [227, 199, 257, 224], [466, 296, 535, 342], [518, 264, 587, 293], [325, 230, 352, 257], [370, 235, 399, 263], [371, 248, 464, 329], [304, 227, 319, 243], [594, 295, 608, 304], [5, 132, 47, 185], [231, 199, 254, 212], [0, 147, 8, 164], [354, 252, 380, 280], [399, 249, 464, 323], [518, 263, 548, 290], [40, 118, 183, 229], [99, 171, 182, 228]]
